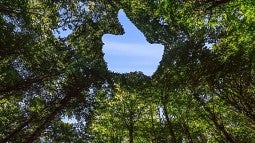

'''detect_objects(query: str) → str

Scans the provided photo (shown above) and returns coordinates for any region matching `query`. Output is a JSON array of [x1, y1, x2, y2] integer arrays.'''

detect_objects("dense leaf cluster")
[[0, 0, 254, 142]]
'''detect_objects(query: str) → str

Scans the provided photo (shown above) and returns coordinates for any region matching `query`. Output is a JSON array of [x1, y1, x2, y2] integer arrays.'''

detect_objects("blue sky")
[[102, 9, 164, 76], [55, 9, 164, 76]]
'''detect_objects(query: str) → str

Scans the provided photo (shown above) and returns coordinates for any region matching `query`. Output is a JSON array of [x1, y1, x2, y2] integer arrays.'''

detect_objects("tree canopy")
[[0, 0, 255, 142]]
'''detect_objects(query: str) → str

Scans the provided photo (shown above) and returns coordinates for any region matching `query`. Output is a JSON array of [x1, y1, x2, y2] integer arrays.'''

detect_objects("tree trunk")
[[162, 102, 177, 143], [23, 88, 79, 143], [128, 111, 134, 143], [150, 104, 157, 142], [193, 93, 236, 143], [181, 121, 194, 143], [129, 125, 134, 143]]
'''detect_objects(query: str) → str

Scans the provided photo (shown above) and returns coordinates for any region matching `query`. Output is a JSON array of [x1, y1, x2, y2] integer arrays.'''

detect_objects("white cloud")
[[103, 41, 163, 58], [103, 41, 163, 76], [102, 9, 164, 76]]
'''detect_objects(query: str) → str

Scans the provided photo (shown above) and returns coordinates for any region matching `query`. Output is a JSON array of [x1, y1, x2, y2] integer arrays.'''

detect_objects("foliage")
[[0, 0, 255, 142]]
